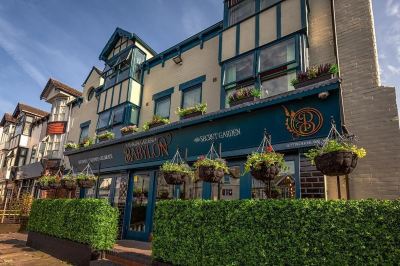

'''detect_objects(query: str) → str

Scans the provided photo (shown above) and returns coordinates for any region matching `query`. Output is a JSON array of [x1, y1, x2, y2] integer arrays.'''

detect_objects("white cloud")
[[387, 64, 400, 75], [387, 0, 400, 18], [0, 17, 47, 86]]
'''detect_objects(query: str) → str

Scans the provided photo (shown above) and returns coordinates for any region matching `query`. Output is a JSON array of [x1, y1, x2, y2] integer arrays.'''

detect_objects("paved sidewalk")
[[0, 232, 67, 265]]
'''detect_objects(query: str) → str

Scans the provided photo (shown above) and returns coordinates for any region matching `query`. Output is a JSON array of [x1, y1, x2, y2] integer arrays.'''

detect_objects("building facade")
[[63, 0, 400, 241]]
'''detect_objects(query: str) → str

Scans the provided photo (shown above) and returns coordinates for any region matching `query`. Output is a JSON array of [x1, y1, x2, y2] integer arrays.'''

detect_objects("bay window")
[[261, 71, 296, 98], [228, 0, 256, 26], [259, 38, 296, 73], [23, 116, 33, 136], [223, 53, 255, 85], [97, 111, 111, 129], [110, 106, 125, 125]]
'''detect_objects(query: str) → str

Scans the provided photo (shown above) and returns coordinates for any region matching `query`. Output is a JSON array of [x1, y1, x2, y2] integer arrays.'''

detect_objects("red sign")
[[47, 122, 66, 135]]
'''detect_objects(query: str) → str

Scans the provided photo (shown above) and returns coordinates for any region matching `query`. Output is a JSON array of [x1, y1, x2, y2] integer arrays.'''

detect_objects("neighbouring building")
[[0, 103, 49, 204], [0, 0, 394, 241]]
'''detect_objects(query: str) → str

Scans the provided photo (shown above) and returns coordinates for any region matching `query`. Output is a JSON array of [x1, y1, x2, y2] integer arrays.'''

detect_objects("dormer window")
[[228, 0, 256, 26], [51, 99, 67, 122]]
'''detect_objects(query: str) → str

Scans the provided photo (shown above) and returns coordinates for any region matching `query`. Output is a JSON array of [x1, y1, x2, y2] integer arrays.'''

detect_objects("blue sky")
[[0, 0, 398, 116]]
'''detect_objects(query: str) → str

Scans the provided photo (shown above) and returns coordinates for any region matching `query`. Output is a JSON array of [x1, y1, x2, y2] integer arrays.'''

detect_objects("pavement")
[[0, 232, 67, 265]]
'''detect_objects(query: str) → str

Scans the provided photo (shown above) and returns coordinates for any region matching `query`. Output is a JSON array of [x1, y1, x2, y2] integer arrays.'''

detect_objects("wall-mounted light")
[[173, 55, 183, 65], [318, 91, 330, 100]]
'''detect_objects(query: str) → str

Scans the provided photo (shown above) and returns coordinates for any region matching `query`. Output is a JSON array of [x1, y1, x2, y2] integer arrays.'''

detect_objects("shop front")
[[66, 80, 342, 241]]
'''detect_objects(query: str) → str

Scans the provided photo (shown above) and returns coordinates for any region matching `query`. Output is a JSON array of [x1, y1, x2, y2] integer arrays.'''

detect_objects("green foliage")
[[244, 151, 287, 173], [153, 200, 400, 265], [329, 63, 339, 74], [305, 139, 367, 164], [96, 131, 115, 140], [80, 137, 95, 148], [193, 157, 229, 173], [160, 162, 194, 179], [38, 175, 58, 186], [28, 199, 118, 250], [65, 142, 79, 149], [143, 115, 170, 131], [291, 63, 338, 86], [62, 173, 76, 181], [176, 103, 207, 117], [75, 173, 98, 181]]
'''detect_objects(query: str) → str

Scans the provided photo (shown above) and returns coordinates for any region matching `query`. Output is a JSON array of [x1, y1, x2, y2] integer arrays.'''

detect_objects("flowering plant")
[[193, 156, 229, 173], [65, 142, 79, 150], [143, 115, 170, 131], [305, 139, 366, 165], [80, 137, 94, 148], [120, 125, 138, 134], [176, 103, 207, 118], [160, 162, 194, 179], [38, 175, 58, 186], [244, 146, 287, 173], [291, 63, 338, 86], [75, 173, 98, 181], [228, 87, 261, 104]]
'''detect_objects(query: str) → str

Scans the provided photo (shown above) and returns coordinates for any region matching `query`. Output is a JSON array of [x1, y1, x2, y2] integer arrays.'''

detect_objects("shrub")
[[28, 199, 118, 250], [38, 175, 58, 186], [176, 103, 207, 118], [153, 200, 400, 265]]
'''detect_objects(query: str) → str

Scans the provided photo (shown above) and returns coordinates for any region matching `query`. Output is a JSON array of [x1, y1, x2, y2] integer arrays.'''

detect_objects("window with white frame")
[[23, 116, 33, 136], [51, 99, 67, 121], [45, 135, 61, 158]]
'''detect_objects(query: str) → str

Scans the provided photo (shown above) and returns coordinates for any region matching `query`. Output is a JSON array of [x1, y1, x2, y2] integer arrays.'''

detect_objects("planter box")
[[180, 111, 203, 120], [294, 74, 333, 89], [27, 231, 100, 266], [121, 131, 135, 136], [229, 96, 258, 107], [98, 137, 111, 142], [148, 122, 167, 129]]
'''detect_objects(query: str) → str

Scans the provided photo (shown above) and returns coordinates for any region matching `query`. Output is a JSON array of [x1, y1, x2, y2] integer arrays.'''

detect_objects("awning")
[[15, 162, 44, 180]]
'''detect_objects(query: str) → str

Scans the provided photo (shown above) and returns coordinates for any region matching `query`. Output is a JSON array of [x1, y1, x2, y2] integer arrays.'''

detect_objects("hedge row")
[[153, 200, 400, 265], [28, 199, 118, 250]]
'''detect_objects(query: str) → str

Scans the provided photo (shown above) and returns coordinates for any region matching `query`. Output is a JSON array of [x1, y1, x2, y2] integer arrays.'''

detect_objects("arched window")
[[87, 87, 95, 101]]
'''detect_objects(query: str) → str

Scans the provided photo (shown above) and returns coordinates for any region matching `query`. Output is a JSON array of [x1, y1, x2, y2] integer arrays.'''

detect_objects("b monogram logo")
[[283, 106, 323, 137]]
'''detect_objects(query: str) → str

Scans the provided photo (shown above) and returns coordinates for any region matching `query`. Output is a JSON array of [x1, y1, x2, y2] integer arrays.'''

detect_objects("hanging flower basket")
[[160, 150, 194, 185], [305, 121, 366, 176], [37, 175, 59, 190], [194, 157, 229, 183], [250, 162, 282, 182], [76, 164, 98, 188], [61, 176, 77, 190], [314, 151, 358, 176]]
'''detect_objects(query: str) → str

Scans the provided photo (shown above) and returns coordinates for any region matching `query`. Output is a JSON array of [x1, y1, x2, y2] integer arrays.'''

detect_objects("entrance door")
[[123, 171, 156, 241]]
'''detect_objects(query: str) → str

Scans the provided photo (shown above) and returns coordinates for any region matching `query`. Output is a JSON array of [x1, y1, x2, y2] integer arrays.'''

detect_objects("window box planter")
[[97, 136, 111, 142], [121, 131, 134, 136], [198, 166, 225, 183], [121, 125, 138, 136], [229, 96, 258, 107], [314, 151, 358, 176], [61, 179, 77, 190], [148, 121, 167, 129], [181, 111, 203, 120], [293, 73, 333, 89], [27, 231, 100, 266]]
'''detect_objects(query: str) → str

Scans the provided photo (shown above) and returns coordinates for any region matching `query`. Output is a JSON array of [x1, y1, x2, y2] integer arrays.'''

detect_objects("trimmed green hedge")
[[28, 199, 118, 250], [153, 200, 400, 265]]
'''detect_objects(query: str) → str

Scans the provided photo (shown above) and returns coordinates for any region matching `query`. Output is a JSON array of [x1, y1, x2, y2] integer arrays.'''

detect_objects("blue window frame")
[[79, 122, 90, 143], [223, 53, 255, 86], [97, 110, 111, 129], [154, 96, 171, 118], [110, 105, 125, 125]]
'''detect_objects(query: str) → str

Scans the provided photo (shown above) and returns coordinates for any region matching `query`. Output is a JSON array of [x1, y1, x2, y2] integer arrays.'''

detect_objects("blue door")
[[123, 170, 156, 241]]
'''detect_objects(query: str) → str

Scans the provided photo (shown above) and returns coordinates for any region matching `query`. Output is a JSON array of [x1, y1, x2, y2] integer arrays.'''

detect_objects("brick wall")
[[334, 0, 400, 199], [300, 156, 325, 198]]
